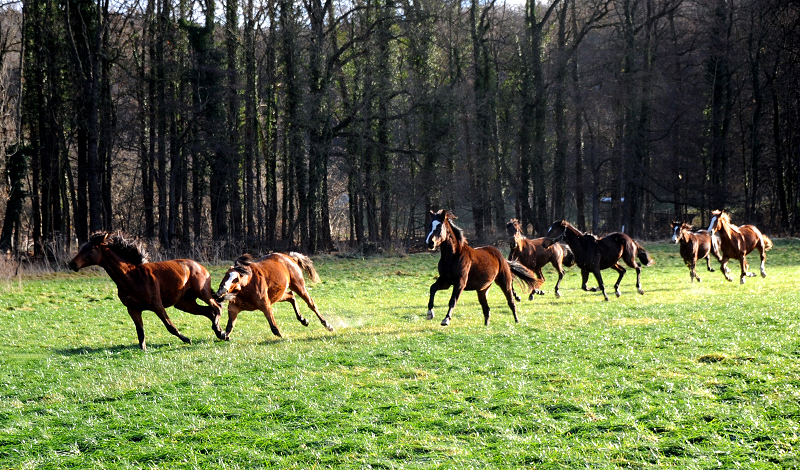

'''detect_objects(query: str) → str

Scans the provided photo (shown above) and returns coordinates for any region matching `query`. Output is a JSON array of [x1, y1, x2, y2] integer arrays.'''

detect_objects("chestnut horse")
[[213, 253, 334, 340], [425, 210, 538, 326], [545, 220, 654, 301], [68, 232, 224, 350], [670, 221, 722, 282], [506, 219, 575, 299], [707, 210, 773, 284]]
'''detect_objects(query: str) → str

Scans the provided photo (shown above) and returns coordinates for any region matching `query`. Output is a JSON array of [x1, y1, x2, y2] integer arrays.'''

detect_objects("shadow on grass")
[[53, 342, 197, 355]]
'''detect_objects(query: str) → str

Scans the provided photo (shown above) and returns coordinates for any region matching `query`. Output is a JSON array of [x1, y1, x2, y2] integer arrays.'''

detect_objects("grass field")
[[1, 239, 799, 469]]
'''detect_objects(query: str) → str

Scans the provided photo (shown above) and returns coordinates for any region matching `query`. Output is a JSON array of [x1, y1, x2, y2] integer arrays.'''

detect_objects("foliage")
[[1, 240, 799, 468]]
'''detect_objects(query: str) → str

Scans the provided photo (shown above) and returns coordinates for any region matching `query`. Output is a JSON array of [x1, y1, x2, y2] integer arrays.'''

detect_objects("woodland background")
[[0, 0, 798, 259]]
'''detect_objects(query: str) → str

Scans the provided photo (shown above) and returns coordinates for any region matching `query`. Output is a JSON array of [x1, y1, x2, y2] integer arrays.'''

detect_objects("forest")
[[0, 0, 798, 258]]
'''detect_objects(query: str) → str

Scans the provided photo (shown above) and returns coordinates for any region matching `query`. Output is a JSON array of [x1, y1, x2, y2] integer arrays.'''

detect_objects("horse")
[[212, 252, 334, 340], [545, 220, 654, 301], [506, 219, 575, 299], [670, 221, 722, 282], [425, 210, 538, 326], [68, 232, 224, 350], [707, 210, 773, 284]]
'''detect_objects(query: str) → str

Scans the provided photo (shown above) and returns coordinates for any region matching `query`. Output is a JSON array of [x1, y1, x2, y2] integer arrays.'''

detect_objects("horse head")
[[426, 210, 450, 250], [214, 262, 253, 302], [671, 221, 693, 243], [707, 210, 725, 234], [68, 232, 110, 271], [507, 219, 523, 249], [546, 220, 570, 242]]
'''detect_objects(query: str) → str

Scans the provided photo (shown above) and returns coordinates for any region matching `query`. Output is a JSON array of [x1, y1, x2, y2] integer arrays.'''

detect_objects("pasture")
[[1, 240, 799, 469]]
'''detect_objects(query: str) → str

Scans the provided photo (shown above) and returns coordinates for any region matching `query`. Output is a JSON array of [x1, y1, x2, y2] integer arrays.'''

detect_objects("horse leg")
[[759, 245, 767, 278], [427, 278, 451, 321], [581, 269, 593, 291], [552, 260, 565, 299], [292, 285, 334, 332], [174, 297, 225, 340], [152, 305, 192, 345], [261, 303, 282, 338], [592, 269, 608, 301], [223, 303, 241, 340], [705, 255, 715, 272], [534, 269, 546, 296], [511, 284, 521, 303], [739, 256, 752, 284], [634, 266, 644, 294], [720, 256, 733, 282], [611, 264, 626, 297], [690, 259, 700, 282], [477, 289, 492, 326], [127, 308, 147, 351], [441, 283, 465, 327], [281, 291, 309, 327]]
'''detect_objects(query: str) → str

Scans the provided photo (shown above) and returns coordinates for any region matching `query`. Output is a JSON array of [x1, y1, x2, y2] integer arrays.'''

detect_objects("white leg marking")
[[426, 309, 434, 320]]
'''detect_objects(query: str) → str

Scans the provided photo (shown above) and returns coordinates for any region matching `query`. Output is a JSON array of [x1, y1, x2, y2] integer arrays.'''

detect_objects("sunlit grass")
[[1, 240, 799, 468]]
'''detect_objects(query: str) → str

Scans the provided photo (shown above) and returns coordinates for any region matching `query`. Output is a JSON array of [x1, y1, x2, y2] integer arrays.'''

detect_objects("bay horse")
[[670, 221, 722, 282], [506, 219, 575, 299], [425, 210, 538, 326], [707, 210, 773, 284], [545, 220, 654, 301], [68, 232, 224, 350], [213, 252, 334, 340]]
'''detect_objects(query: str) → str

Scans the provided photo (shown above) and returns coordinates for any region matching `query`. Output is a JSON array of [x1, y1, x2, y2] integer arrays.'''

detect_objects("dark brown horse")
[[707, 210, 773, 284], [213, 252, 333, 340], [670, 221, 722, 282], [545, 220, 654, 301], [506, 219, 575, 299], [68, 232, 224, 350], [425, 210, 538, 326]]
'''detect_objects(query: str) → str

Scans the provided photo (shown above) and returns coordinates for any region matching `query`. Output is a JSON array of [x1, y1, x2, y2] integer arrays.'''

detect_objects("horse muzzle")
[[213, 291, 234, 302], [68, 261, 80, 272]]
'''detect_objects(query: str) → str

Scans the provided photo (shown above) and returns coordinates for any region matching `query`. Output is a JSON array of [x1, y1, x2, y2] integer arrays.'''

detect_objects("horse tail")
[[763, 235, 773, 251], [287, 252, 321, 283], [560, 243, 576, 268], [635, 242, 655, 267], [508, 259, 543, 290]]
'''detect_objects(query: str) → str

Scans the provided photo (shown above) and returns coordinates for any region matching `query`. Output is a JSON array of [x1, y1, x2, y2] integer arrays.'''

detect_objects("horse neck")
[[716, 219, 739, 244], [97, 246, 139, 286], [440, 223, 464, 258]]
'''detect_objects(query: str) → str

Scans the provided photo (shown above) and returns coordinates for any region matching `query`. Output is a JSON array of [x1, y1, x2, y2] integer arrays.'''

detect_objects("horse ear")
[[446, 211, 457, 220]]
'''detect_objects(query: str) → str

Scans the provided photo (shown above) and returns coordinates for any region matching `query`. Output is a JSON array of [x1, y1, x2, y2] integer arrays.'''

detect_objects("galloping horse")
[[425, 210, 538, 326], [545, 220, 654, 301], [506, 219, 575, 299], [707, 210, 773, 284], [213, 253, 334, 340], [670, 221, 722, 282], [68, 232, 224, 350]]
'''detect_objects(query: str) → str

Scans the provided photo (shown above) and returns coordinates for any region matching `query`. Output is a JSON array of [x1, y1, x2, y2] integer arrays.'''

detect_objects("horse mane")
[[232, 254, 256, 275], [448, 219, 467, 246], [719, 212, 742, 235], [94, 232, 149, 265]]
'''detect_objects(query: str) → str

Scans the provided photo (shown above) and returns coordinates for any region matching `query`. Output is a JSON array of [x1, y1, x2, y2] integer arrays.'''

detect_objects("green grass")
[[1, 240, 799, 469]]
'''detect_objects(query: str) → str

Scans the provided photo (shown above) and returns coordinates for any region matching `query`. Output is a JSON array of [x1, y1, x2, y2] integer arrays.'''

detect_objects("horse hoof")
[[301, 319, 310, 327], [637, 288, 644, 295], [740, 278, 746, 285], [555, 291, 561, 299], [615, 290, 621, 298], [514, 295, 521, 302], [603, 296, 609, 301], [528, 294, 534, 301], [441, 318, 450, 327], [536, 290, 545, 296], [761, 272, 767, 278]]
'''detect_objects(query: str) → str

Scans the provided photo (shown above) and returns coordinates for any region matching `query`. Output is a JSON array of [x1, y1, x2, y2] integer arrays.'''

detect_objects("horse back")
[[440, 245, 504, 291], [130, 259, 209, 308], [249, 255, 296, 303], [738, 225, 770, 253]]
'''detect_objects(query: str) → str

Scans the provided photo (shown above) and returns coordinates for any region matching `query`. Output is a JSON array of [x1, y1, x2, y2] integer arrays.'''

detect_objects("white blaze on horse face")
[[221, 271, 239, 293], [671, 226, 680, 243], [426, 220, 442, 246], [708, 216, 718, 233]]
